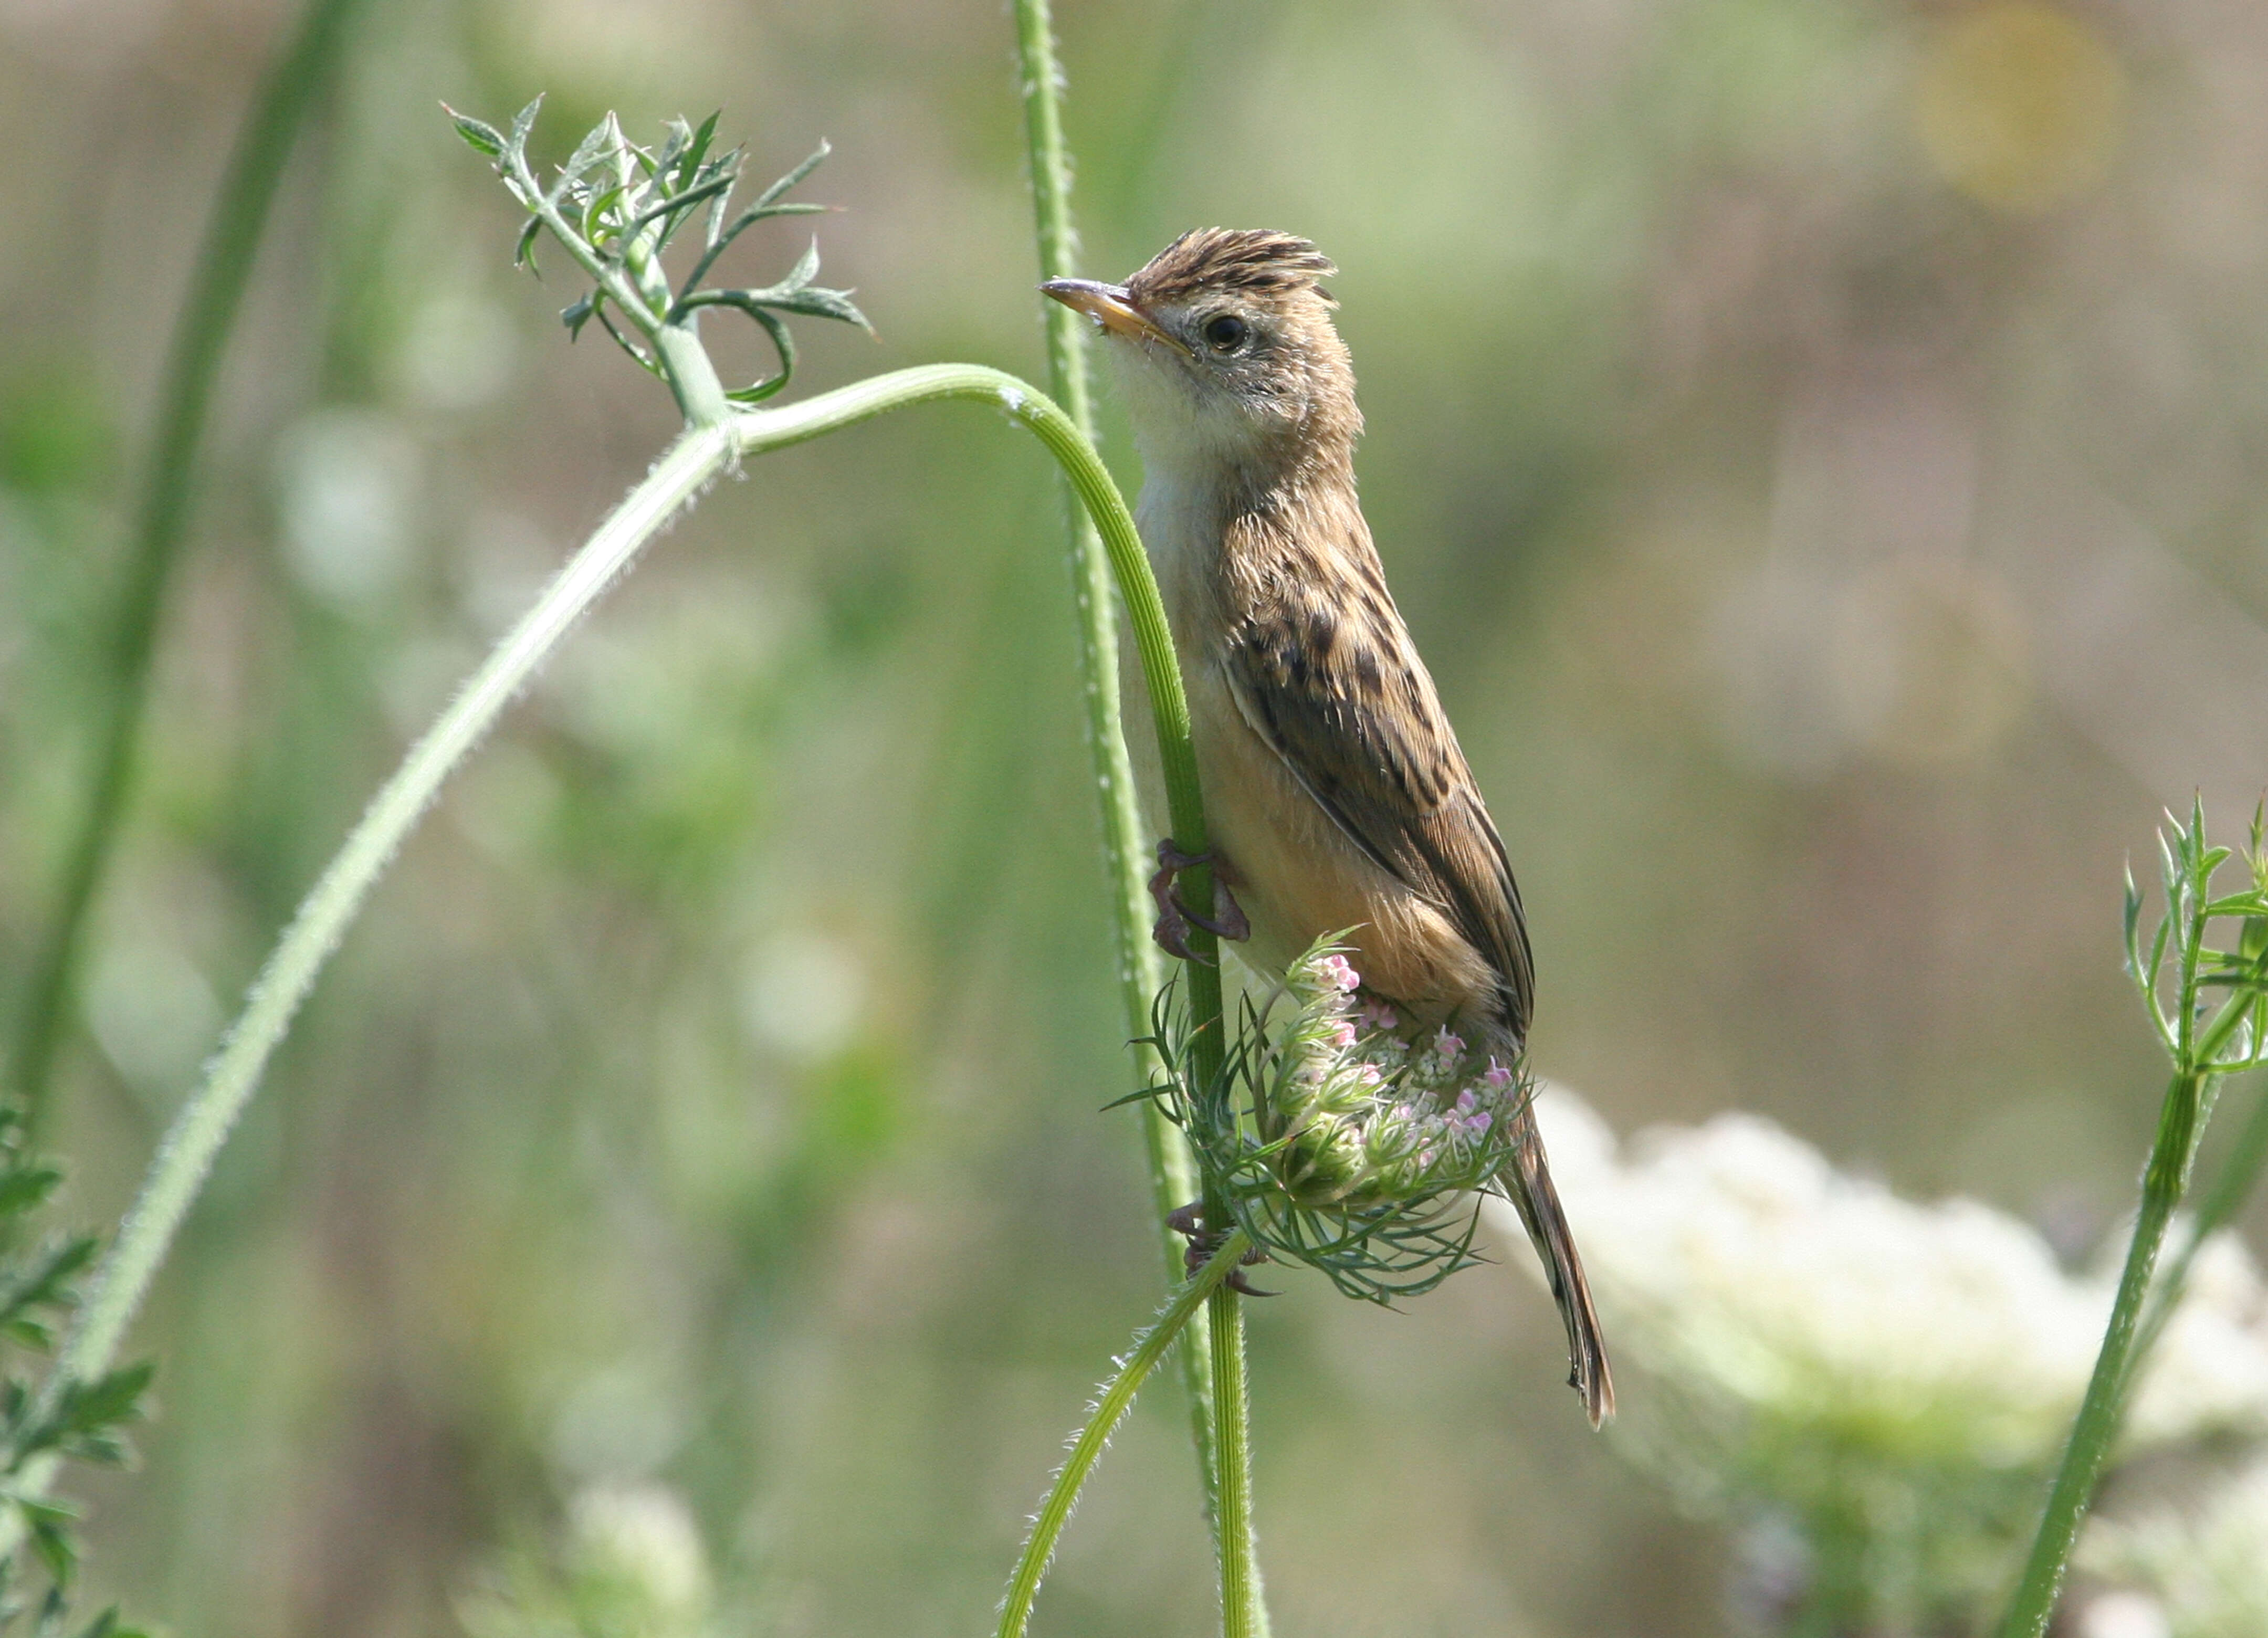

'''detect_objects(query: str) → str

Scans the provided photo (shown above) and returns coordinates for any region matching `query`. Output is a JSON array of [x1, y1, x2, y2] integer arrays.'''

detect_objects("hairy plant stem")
[[1998, 993, 2252, 1638], [1001, 8, 1261, 1623], [1206, 1282, 1265, 1638], [9, 0, 370, 1130], [9, 363, 1223, 1555], [996, 1228, 1251, 1638], [1009, 0, 1226, 1529], [19, 422, 732, 1482]]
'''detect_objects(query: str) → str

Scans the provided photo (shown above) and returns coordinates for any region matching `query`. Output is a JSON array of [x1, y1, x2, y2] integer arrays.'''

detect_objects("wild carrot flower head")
[[1144, 936, 1535, 1303]]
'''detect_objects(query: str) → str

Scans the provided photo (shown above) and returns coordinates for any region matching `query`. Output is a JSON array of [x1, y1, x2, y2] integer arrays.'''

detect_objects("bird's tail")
[[1498, 1100, 1615, 1428]]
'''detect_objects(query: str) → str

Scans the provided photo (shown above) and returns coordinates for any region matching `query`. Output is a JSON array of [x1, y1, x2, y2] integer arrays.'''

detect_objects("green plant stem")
[[6, 363, 1216, 1548], [2126, 1074, 2268, 1386], [1999, 995, 2252, 1638], [1207, 1281, 1265, 1638], [652, 319, 732, 428], [8, 0, 369, 1130], [1009, 0, 1221, 1517], [34, 421, 733, 1423], [996, 1228, 1251, 1638]]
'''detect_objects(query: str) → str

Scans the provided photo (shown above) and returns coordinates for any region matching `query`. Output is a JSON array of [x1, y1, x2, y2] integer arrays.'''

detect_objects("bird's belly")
[[1185, 664, 1492, 1027]]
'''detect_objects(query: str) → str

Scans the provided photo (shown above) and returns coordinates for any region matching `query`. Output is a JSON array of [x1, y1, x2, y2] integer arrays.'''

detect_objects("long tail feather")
[[1499, 1101, 1615, 1428]]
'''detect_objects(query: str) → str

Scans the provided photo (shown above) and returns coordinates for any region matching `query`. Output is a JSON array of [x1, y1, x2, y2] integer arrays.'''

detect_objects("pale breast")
[[1183, 656, 1494, 1025]]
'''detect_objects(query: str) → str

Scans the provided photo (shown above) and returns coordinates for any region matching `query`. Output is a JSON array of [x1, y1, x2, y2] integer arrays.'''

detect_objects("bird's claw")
[[1166, 1202, 1273, 1296], [1148, 841, 1250, 964]]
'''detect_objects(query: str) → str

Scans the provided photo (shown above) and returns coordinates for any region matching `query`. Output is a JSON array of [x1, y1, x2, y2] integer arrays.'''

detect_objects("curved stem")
[[709, 366, 1212, 858], [1010, 0, 1219, 1516], [16, 364, 1224, 1544], [45, 424, 736, 1412], [996, 1230, 1251, 1638], [9, 0, 371, 1131]]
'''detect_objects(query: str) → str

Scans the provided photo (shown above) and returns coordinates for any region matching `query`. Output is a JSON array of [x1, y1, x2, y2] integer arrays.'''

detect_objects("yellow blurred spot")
[[1914, 2, 2126, 213]]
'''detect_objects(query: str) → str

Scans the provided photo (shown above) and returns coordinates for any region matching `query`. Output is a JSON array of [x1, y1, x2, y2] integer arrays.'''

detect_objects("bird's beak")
[[1040, 279, 1189, 355]]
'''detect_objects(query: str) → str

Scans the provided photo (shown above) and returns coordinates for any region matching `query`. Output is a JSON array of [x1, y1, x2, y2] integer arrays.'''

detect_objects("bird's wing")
[[1221, 537, 1534, 1038]]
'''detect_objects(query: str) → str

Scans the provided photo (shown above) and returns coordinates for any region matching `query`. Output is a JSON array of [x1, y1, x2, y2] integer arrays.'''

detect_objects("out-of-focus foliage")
[[4, 0, 2268, 1634]]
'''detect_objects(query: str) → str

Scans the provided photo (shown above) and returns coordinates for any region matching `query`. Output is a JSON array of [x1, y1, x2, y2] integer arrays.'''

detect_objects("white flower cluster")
[[458, 1482, 716, 1638], [564, 1483, 714, 1625], [1258, 948, 1521, 1210], [1486, 1091, 2268, 1632], [2081, 1463, 2268, 1638], [1504, 1091, 2268, 1464]]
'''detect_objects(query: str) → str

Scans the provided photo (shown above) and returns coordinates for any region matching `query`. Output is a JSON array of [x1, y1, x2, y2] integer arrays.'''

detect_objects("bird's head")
[[1042, 229, 1359, 475]]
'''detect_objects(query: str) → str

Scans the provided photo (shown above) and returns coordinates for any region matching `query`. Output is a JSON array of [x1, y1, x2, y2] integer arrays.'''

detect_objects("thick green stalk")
[[651, 320, 732, 429], [1009, 0, 1222, 1517], [1998, 993, 2250, 1637], [11, 364, 1216, 1546], [996, 1229, 1251, 1638], [9, 0, 371, 1129]]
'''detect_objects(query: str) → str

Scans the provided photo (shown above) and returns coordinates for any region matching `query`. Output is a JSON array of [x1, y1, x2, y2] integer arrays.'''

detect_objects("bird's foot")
[[1166, 1202, 1272, 1295], [1148, 841, 1250, 964]]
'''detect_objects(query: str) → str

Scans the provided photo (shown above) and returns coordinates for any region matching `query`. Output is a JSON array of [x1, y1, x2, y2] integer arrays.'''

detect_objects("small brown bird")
[[1044, 229, 1614, 1426]]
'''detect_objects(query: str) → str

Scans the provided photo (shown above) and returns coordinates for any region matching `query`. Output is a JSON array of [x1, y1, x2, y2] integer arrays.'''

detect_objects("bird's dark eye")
[[1202, 313, 1248, 352]]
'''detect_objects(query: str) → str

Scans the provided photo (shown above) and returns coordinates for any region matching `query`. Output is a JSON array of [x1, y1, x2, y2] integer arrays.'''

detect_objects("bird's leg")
[[1148, 841, 1251, 963], [1166, 1201, 1272, 1295]]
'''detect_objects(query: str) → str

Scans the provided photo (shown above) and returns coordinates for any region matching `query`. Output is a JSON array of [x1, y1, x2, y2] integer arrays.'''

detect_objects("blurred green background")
[[2, 0, 2264, 1631]]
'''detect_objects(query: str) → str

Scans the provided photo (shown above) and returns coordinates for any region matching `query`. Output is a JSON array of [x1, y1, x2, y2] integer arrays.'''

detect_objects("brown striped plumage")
[[1043, 231, 1614, 1426]]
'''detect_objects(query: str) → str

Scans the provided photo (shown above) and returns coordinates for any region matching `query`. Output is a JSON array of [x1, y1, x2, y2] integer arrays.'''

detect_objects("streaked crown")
[[1127, 229, 1338, 308]]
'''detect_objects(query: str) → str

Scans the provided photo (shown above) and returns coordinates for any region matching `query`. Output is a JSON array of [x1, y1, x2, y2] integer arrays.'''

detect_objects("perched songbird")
[[1043, 229, 1614, 1426]]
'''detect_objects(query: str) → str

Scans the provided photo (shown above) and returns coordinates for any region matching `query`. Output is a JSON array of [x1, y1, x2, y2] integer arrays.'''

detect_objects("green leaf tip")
[[444, 104, 505, 158]]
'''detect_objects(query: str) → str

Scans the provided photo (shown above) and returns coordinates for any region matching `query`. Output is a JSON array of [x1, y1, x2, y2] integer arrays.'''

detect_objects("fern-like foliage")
[[0, 1104, 150, 1638], [447, 99, 870, 404]]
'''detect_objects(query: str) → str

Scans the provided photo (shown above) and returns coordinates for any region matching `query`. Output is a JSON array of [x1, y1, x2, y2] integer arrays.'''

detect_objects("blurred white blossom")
[[1494, 1090, 2268, 1632], [2083, 1463, 2268, 1638], [458, 1481, 714, 1638], [272, 407, 422, 611], [2077, 1591, 2174, 1638], [566, 1484, 713, 1624]]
